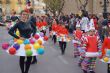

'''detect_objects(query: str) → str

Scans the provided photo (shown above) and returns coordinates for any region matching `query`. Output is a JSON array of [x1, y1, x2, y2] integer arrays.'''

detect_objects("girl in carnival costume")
[[36, 19, 43, 31], [41, 18, 48, 36], [57, 24, 69, 55], [81, 26, 102, 73], [36, 18, 47, 36], [2, 10, 48, 73], [8, 10, 36, 73], [78, 29, 89, 67], [73, 24, 83, 58], [100, 29, 110, 73], [51, 19, 58, 44]]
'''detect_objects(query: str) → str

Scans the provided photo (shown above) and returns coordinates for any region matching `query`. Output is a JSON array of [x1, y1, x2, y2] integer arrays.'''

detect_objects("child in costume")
[[78, 33, 87, 66], [41, 18, 47, 36], [57, 25, 69, 55], [81, 26, 101, 73], [73, 24, 83, 58], [101, 29, 110, 73], [51, 19, 58, 44], [8, 10, 37, 73]]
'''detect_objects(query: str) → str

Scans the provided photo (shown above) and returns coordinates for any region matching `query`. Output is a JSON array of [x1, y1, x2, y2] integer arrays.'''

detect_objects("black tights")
[[52, 35, 56, 44], [59, 41, 67, 54], [20, 56, 32, 73], [108, 64, 110, 73]]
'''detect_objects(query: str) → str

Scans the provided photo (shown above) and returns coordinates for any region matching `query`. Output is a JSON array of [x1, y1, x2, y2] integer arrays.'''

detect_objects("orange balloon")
[[14, 38, 18, 42], [40, 45, 44, 48], [24, 44, 31, 50], [37, 40, 42, 45]]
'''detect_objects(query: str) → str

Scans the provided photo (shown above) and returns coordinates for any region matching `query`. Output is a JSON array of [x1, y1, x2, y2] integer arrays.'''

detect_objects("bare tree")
[[44, 0, 65, 16], [78, 0, 88, 11], [0, 0, 2, 4], [6, 0, 10, 4]]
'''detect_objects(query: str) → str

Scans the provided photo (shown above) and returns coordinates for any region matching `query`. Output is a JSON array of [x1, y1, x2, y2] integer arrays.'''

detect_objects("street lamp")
[[100, 0, 109, 18]]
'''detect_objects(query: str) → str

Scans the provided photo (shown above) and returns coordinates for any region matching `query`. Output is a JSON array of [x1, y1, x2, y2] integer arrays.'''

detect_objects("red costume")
[[73, 30, 83, 40], [102, 37, 110, 55]]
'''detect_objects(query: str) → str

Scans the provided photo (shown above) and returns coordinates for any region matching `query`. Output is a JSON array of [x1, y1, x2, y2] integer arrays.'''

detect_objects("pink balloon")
[[34, 34, 40, 40], [30, 38, 35, 44], [2, 42, 9, 50]]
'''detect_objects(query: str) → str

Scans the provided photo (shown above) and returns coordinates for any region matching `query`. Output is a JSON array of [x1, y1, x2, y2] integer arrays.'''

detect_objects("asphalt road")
[[0, 27, 107, 73]]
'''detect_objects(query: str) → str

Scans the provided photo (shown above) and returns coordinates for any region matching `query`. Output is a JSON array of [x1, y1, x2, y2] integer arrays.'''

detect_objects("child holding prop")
[[100, 29, 110, 73]]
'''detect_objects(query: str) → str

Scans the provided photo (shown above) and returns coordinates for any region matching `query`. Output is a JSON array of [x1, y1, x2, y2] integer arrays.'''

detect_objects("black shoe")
[[62, 52, 65, 55], [74, 55, 77, 58], [31, 60, 37, 64], [83, 70, 87, 73], [78, 63, 81, 67], [107, 70, 110, 73], [90, 71, 95, 73]]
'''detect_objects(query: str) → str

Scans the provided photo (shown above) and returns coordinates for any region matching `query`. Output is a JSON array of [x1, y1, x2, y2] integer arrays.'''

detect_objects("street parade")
[[0, 0, 110, 73]]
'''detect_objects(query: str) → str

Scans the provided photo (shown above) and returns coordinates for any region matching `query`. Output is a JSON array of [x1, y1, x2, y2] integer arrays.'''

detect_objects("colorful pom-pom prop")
[[2, 42, 9, 50], [40, 32, 44, 37], [37, 48, 44, 55], [34, 34, 40, 40], [103, 57, 109, 62], [9, 47, 16, 55], [26, 50, 33, 56], [37, 40, 42, 45], [33, 43, 40, 50], [29, 38, 35, 44], [44, 36, 48, 41], [24, 39, 30, 44], [13, 44, 20, 50], [17, 39, 23, 45], [24, 44, 31, 50]]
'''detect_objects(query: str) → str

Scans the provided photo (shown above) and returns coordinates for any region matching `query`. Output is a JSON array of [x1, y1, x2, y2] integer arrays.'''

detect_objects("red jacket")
[[36, 22, 43, 28], [58, 26, 68, 35], [102, 37, 110, 55], [52, 24, 58, 32], [42, 21, 47, 26], [73, 30, 83, 39], [85, 35, 99, 52]]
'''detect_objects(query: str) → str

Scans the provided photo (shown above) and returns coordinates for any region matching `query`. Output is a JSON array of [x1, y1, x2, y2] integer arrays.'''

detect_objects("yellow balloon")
[[103, 57, 109, 62], [16, 30, 20, 36], [17, 39, 23, 44], [33, 43, 40, 50]]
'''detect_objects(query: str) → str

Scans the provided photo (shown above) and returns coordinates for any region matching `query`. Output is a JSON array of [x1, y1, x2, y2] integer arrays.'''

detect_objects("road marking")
[[58, 55, 69, 65]]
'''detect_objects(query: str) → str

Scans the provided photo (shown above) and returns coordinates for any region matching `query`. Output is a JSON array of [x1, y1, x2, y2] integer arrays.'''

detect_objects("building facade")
[[0, 0, 110, 15], [63, 0, 110, 14], [0, 0, 27, 15], [0, 0, 45, 15]]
